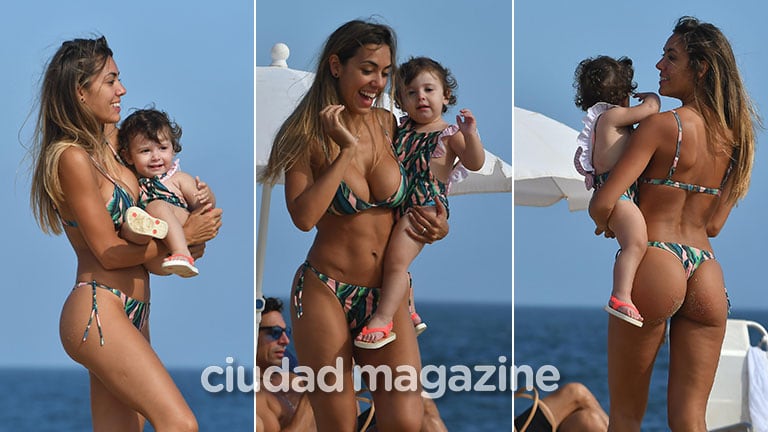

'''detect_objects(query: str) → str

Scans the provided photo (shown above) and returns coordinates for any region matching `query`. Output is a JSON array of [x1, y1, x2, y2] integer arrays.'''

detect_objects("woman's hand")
[[188, 243, 207, 260], [320, 105, 359, 152], [407, 199, 449, 244], [588, 192, 615, 238], [183, 204, 222, 245]]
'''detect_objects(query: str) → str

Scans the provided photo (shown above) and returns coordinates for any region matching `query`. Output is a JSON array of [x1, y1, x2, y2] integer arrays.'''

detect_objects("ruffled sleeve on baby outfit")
[[432, 124, 471, 192], [574, 102, 615, 190], [160, 158, 181, 182]]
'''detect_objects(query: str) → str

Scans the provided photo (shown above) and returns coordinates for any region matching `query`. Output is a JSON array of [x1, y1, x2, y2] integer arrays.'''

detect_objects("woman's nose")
[[373, 74, 386, 89], [117, 81, 127, 96]]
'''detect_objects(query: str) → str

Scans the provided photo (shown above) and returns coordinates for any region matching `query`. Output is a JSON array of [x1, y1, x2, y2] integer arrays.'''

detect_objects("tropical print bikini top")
[[61, 157, 135, 230], [325, 120, 409, 216], [638, 110, 731, 196]]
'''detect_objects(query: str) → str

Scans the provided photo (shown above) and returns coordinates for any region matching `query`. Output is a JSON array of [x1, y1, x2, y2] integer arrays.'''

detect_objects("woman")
[[29, 36, 222, 431], [589, 17, 757, 431], [261, 20, 448, 431]]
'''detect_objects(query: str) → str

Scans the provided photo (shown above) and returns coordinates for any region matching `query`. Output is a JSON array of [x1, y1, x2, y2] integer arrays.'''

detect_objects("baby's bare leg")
[[608, 200, 647, 321], [144, 201, 190, 257], [358, 208, 432, 344]]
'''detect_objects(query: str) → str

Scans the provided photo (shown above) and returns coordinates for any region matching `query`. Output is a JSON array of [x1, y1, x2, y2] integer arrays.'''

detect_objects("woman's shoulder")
[[637, 109, 679, 131], [57, 143, 91, 166], [633, 110, 681, 144]]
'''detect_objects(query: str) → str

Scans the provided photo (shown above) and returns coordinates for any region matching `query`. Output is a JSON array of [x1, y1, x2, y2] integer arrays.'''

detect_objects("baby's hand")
[[195, 177, 211, 205], [456, 108, 478, 136], [633, 92, 661, 112]]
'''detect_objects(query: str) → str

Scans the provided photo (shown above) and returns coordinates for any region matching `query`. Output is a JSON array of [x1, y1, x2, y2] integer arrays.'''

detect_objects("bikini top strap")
[[666, 110, 683, 180], [89, 155, 120, 187], [721, 159, 734, 189], [375, 109, 392, 143]]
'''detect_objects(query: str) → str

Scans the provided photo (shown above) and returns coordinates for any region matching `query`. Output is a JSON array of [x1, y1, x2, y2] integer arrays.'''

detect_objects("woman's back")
[[636, 108, 733, 246]]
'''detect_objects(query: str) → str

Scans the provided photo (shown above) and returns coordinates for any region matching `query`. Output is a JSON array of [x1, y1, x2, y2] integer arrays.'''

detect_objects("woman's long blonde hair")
[[30, 36, 120, 234], [259, 20, 397, 184], [674, 16, 760, 203]]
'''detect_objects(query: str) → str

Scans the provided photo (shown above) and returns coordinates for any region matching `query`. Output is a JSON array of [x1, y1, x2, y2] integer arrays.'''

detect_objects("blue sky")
[[1, 2, 253, 367], [515, 1, 768, 312], [256, 1, 513, 305]]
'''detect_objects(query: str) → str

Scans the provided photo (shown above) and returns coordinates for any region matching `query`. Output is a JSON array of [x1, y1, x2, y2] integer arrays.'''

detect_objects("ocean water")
[[0, 302, 511, 431], [416, 302, 513, 431], [515, 306, 768, 431], [0, 368, 251, 431]]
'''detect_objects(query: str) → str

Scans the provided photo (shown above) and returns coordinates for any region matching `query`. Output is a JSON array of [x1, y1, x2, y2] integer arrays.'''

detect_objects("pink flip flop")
[[354, 321, 397, 349], [411, 312, 428, 336], [604, 295, 643, 327], [162, 254, 199, 278]]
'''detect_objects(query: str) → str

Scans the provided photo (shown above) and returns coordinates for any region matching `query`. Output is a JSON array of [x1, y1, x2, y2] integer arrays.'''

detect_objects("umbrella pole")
[[254, 183, 273, 402], [254, 184, 274, 316]]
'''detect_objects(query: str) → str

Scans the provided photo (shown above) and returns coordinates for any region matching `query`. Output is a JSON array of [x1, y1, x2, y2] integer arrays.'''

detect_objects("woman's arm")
[[59, 147, 165, 269], [284, 150, 354, 231], [284, 105, 359, 231], [589, 112, 667, 234], [707, 176, 736, 237]]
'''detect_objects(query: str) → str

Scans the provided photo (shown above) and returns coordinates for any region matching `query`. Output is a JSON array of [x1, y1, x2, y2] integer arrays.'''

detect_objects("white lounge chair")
[[707, 319, 768, 432]]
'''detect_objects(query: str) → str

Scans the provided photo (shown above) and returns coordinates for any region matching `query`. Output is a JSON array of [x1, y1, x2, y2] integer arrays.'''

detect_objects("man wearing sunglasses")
[[256, 297, 316, 432], [255, 297, 447, 432]]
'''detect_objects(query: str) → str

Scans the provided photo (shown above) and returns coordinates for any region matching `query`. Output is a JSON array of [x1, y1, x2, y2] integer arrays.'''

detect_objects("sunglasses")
[[259, 325, 291, 341]]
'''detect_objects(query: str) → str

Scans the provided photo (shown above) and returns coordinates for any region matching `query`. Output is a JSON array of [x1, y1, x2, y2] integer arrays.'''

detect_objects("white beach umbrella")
[[514, 107, 591, 211], [449, 149, 512, 196]]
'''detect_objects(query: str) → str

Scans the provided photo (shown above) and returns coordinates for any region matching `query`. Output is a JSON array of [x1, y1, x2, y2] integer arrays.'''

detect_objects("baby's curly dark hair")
[[117, 107, 183, 158], [395, 56, 457, 113], [573, 55, 637, 111]]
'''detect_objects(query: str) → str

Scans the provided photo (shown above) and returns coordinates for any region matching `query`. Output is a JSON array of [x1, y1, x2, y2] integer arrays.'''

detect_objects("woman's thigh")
[[60, 286, 194, 431], [606, 248, 687, 425], [354, 294, 424, 431], [289, 270, 358, 431], [667, 260, 727, 428]]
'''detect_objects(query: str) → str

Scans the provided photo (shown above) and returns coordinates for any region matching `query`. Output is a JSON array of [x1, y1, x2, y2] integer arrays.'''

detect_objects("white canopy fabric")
[[255, 44, 313, 185], [513, 107, 591, 211], [449, 149, 512, 196]]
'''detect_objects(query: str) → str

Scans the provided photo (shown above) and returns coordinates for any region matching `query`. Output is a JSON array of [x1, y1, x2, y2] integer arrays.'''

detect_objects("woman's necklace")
[[344, 110, 369, 142], [103, 124, 125, 165], [106, 139, 125, 165]]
